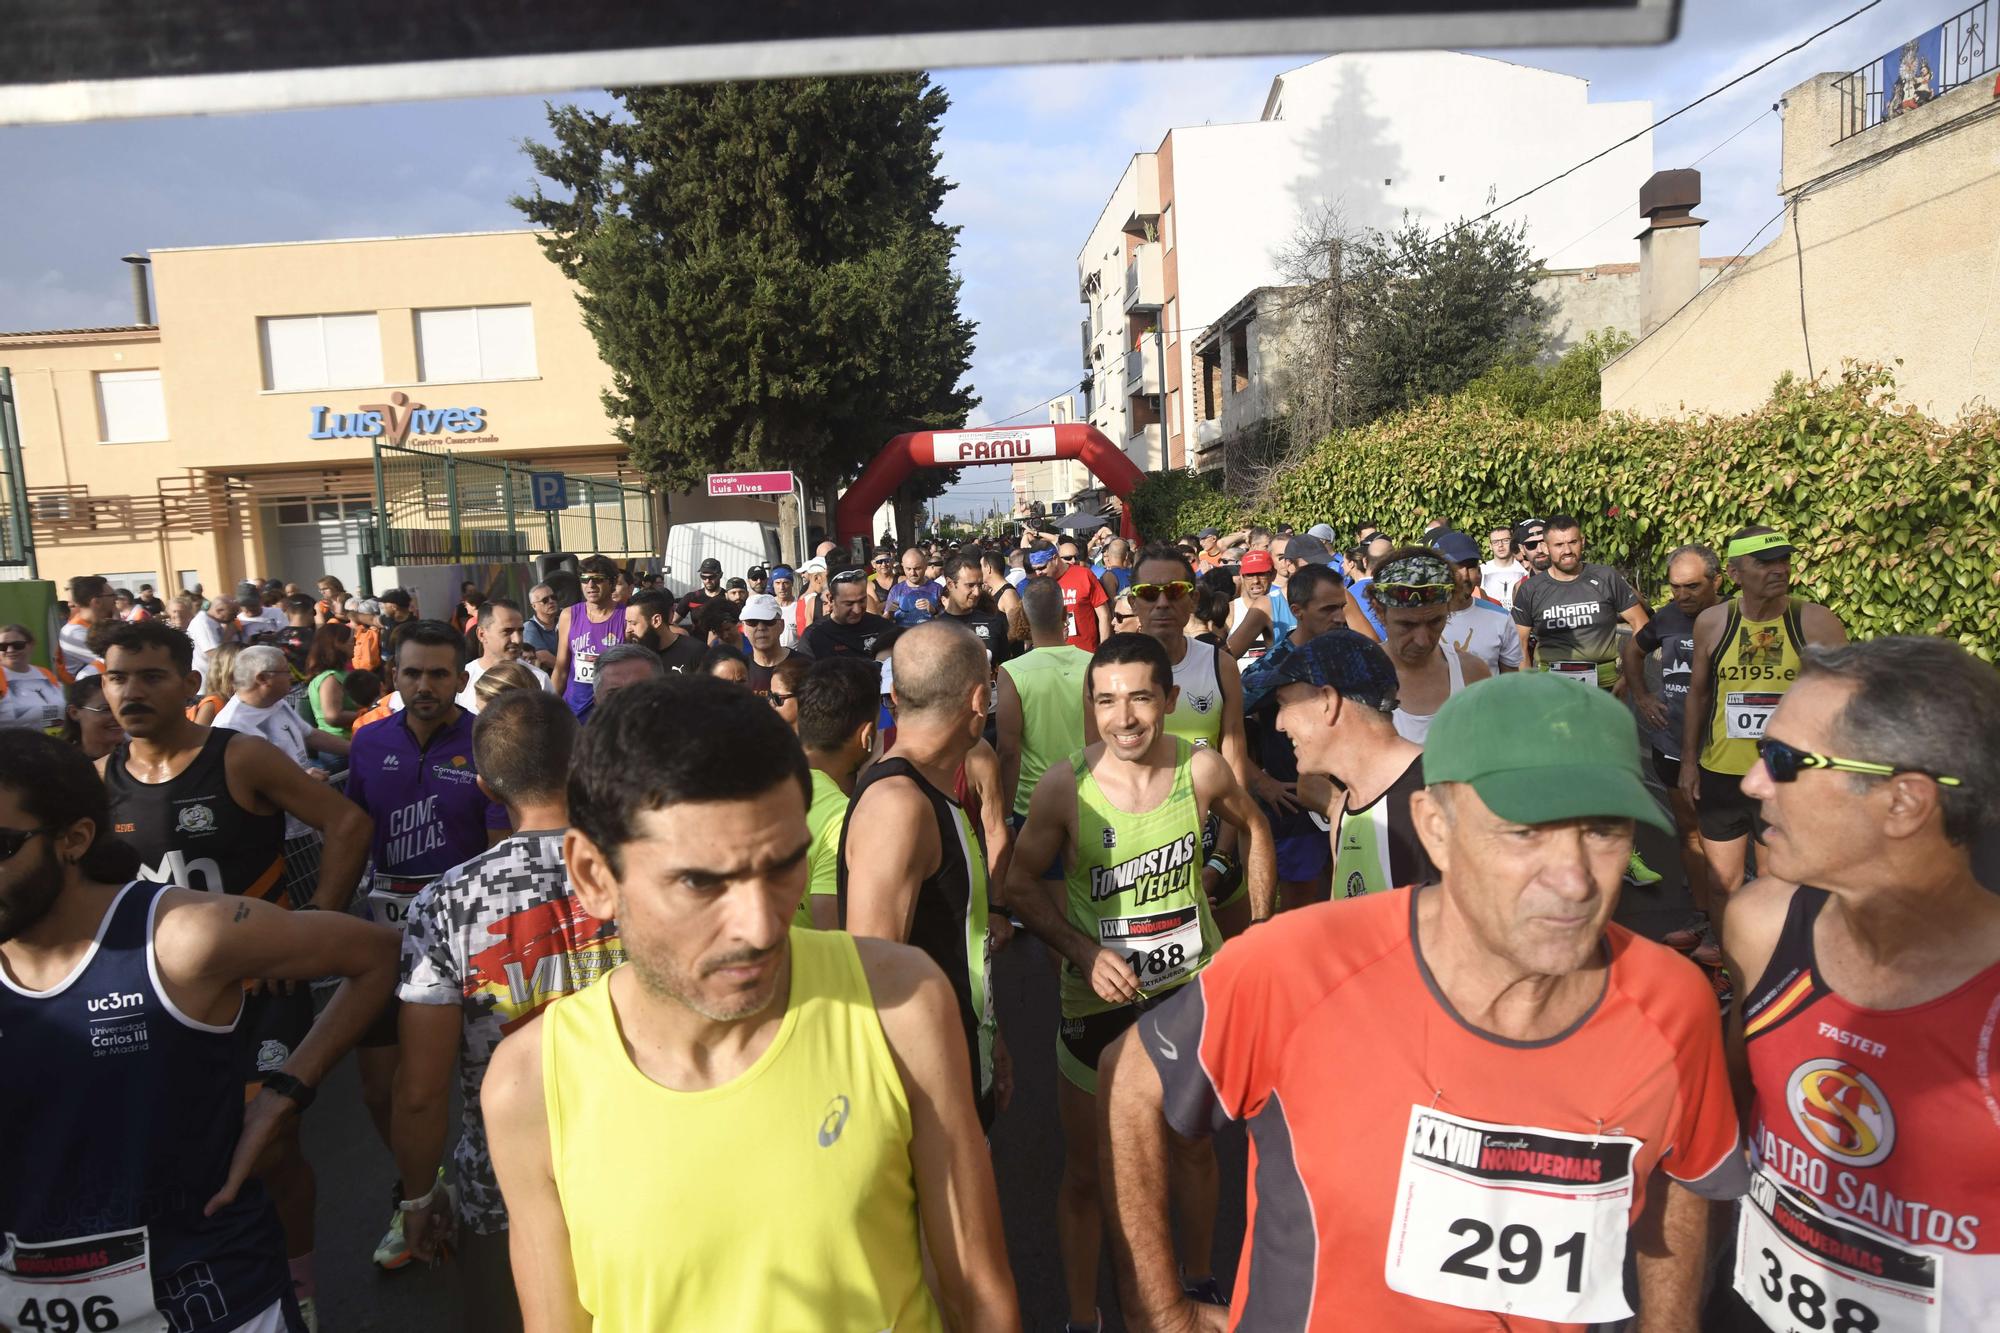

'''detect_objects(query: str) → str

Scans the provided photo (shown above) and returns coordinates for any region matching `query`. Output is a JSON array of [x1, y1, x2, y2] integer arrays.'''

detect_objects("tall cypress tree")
[[516, 78, 977, 509]]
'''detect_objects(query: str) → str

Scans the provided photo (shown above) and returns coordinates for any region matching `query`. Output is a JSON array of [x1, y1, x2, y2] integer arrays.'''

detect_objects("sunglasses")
[[1757, 737, 1964, 788], [1371, 582, 1455, 609], [0, 640, 29, 651], [0, 826, 52, 862], [1128, 581, 1194, 603], [768, 691, 796, 707], [831, 569, 869, 584], [1520, 539, 1545, 550], [580, 576, 609, 585]]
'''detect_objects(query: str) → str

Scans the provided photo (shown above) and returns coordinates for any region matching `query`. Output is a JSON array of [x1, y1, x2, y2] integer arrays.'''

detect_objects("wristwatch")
[[259, 1071, 317, 1112]]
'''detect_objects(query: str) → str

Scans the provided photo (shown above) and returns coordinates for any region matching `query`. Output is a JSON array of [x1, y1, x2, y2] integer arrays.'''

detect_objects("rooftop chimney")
[[120, 253, 153, 327], [1636, 169, 1704, 338]]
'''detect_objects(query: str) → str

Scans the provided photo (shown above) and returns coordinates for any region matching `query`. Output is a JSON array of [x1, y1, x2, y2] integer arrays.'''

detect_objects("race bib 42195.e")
[[1385, 1106, 1639, 1324]]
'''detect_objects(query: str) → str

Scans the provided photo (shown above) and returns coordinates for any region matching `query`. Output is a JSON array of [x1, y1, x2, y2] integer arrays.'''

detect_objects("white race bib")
[[368, 877, 425, 927], [1098, 904, 1204, 992], [1724, 691, 1781, 740], [1384, 1106, 1638, 1324], [573, 654, 597, 685], [1547, 661, 1600, 685], [1, 1226, 166, 1332], [1734, 1169, 1941, 1333]]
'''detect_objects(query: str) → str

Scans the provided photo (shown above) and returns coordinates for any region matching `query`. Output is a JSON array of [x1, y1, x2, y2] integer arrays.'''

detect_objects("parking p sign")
[[529, 471, 568, 511]]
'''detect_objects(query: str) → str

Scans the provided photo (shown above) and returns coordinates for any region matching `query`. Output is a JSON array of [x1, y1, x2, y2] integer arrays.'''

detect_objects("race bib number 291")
[[1384, 1106, 1639, 1324]]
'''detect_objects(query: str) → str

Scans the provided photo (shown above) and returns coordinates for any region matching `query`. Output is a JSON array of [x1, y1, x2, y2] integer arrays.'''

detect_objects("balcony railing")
[[1122, 243, 1163, 312], [1832, 2, 1997, 141], [1123, 343, 1161, 396]]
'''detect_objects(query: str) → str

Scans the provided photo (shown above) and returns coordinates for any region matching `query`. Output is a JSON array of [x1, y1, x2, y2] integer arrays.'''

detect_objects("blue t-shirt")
[[884, 579, 944, 628], [347, 708, 509, 881], [1348, 577, 1390, 639]]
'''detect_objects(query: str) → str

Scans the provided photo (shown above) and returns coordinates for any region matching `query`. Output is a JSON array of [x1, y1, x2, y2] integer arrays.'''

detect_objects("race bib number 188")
[[1384, 1106, 1638, 1324]]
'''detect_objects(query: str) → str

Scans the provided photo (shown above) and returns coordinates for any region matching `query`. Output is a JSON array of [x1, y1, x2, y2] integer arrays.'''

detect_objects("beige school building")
[[0, 229, 697, 597]]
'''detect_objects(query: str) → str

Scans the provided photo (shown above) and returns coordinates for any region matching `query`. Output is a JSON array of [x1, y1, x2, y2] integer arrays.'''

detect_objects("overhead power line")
[[1469, 0, 1884, 229]]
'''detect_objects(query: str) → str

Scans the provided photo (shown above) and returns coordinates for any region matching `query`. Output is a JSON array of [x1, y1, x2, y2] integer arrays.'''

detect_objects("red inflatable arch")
[[836, 424, 1143, 545]]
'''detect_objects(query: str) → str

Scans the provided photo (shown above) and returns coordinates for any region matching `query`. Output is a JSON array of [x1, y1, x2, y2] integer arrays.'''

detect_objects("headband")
[[1725, 531, 1794, 560]]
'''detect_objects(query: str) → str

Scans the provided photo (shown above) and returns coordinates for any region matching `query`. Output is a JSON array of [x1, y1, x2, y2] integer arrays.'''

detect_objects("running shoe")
[[1183, 1276, 1229, 1307], [1625, 851, 1663, 886], [373, 1208, 413, 1271]]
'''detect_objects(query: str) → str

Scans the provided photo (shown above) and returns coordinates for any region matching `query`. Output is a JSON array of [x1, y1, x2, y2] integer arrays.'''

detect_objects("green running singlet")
[[1060, 738, 1220, 1021]]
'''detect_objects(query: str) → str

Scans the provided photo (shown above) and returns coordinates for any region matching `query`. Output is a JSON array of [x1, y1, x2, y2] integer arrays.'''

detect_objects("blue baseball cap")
[[1269, 629, 1401, 714], [1428, 530, 1481, 565]]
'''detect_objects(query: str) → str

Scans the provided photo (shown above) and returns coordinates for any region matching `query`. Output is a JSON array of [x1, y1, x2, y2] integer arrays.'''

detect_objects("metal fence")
[[1833, 2, 1997, 141], [367, 440, 658, 566]]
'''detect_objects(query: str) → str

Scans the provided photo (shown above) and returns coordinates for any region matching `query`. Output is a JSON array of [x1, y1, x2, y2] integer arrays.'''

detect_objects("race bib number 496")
[[1384, 1106, 1638, 1324], [0, 1227, 164, 1331]]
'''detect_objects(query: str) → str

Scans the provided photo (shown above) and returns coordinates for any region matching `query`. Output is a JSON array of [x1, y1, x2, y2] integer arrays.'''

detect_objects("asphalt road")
[[301, 813, 1695, 1333]]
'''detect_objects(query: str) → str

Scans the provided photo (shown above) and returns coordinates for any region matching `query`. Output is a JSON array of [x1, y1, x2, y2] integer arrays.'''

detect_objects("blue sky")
[[0, 0, 1940, 518]]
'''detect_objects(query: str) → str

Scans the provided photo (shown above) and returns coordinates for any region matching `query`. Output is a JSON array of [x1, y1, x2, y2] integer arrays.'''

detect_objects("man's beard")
[[635, 626, 662, 652], [0, 842, 65, 945]]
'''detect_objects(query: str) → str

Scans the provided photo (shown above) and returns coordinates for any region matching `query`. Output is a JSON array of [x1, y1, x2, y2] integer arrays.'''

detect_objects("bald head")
[[891, 620, 988, 716]]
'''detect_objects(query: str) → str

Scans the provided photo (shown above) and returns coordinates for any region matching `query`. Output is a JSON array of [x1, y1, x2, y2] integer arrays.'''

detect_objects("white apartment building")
[[1063, 50, 1655, 481]]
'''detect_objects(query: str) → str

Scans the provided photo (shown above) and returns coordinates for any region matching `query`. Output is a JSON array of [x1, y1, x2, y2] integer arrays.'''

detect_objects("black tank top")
[[0, 881, 289, 1328], [837, 755, 995, 1128], [105, 730, 288, 902]]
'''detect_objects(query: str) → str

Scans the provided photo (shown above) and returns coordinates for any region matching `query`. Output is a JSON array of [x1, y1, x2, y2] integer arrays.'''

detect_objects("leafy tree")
[[515, 78, 977, 518], [1343, 215, 1553, 422], [1460, 328, 1635, 423]]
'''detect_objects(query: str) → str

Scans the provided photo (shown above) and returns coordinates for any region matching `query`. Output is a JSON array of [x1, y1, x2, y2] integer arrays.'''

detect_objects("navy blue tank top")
[[0, 881, 288, 1331]]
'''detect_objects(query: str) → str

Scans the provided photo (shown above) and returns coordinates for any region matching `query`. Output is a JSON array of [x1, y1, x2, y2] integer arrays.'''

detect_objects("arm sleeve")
[[1086, 575, 1109, 611], [1660, 974, 1749, 1200], [345, 740, 371, 815], [1634, 613, 1663, 654], [396, 881, 464, 1006], [1497, 612, 1524, 670], [1610, 571, 1640, 613], [1138, 921, 1296, 1138], [1510, 586, 1534, 628]]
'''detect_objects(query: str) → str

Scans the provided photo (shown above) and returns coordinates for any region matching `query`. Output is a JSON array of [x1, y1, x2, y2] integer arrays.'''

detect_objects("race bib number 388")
[[1384, 1106, 1639, 1324], [1733, 1169, 1941, 1333]]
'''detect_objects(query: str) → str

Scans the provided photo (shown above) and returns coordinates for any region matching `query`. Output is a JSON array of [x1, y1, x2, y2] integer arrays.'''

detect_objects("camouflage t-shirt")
[[398, 830, 624, 1233]]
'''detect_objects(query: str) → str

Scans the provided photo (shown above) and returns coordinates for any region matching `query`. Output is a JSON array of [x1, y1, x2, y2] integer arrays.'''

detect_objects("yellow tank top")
[[1699, 598, 1804, 776], [542, 927, 941, 1332]]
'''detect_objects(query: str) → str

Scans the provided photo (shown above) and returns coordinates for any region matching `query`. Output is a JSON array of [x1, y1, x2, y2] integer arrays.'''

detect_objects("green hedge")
[[1130, 365, 2000, 652]]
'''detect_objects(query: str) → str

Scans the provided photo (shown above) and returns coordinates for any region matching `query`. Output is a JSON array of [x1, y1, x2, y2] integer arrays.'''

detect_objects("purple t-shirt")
[[346, 708, 508, 883], [562, 603, 626, 717], [885, 579, 944, 628]]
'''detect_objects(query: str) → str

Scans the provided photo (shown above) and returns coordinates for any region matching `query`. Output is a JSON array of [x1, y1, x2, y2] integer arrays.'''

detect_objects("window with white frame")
[[95, 369, 168, 443], [414, 305, 538, 383], [260, 313, 384, 392]]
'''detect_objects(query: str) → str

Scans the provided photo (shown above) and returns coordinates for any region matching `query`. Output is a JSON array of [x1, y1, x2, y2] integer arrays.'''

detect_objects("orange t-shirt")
[[350, 698, 395, 734], [1138, 886, 1744, 1331], [351, 623, 382, 673]]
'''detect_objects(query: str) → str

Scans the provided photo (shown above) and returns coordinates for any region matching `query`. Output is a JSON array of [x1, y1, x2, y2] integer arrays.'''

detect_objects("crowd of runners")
[[1, 511, 1996, 1333]]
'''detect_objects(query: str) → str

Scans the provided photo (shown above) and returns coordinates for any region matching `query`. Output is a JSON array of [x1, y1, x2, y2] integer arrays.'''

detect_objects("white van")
[[663, 520, 781, 596]]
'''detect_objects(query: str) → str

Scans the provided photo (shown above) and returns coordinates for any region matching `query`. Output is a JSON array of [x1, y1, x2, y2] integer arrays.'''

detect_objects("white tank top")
[[1393, 648, 1466, 744], [1166, 637, 1224, 748]]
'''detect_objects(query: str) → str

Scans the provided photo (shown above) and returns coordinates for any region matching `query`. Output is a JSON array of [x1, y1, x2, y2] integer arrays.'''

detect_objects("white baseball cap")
[[798, 556, 829, 575], [740, 593, 781, 623]]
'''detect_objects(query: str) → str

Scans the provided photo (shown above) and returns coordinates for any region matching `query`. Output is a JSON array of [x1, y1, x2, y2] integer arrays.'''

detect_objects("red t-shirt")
[[1140, 887, 1744, 1330], [1056, 565, 1109, 652]]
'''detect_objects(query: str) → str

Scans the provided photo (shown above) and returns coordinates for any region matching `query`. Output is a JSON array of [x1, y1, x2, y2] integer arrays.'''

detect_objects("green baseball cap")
[[1424, 673, 1673, 834]]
